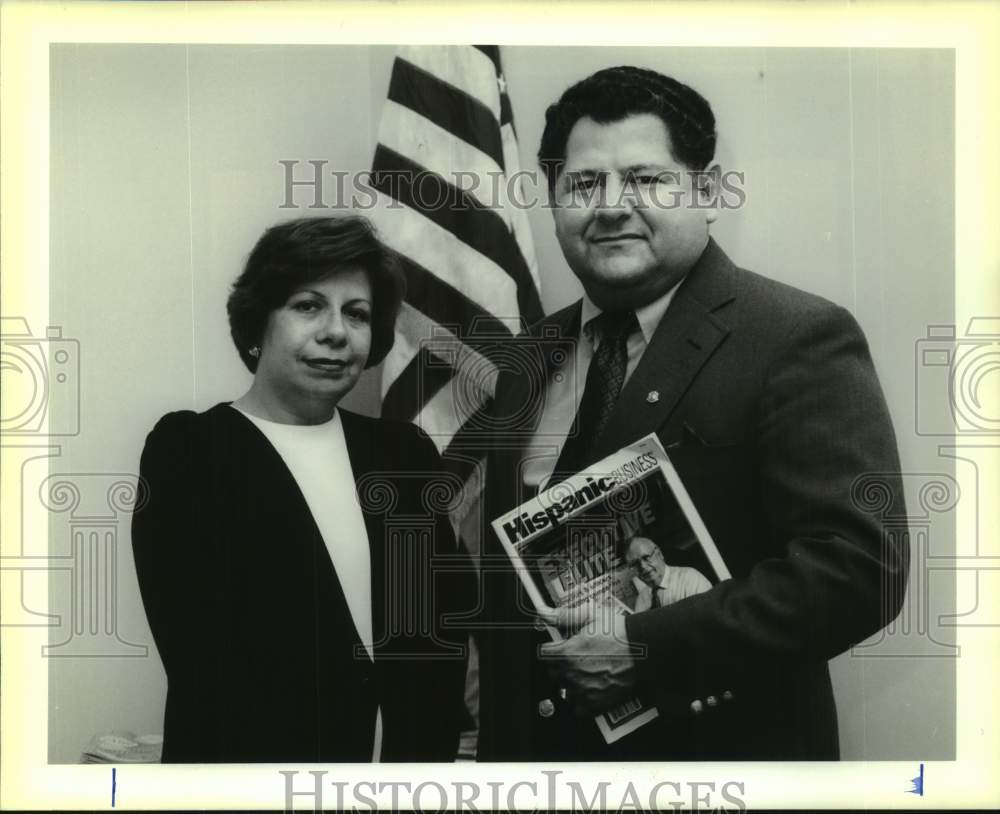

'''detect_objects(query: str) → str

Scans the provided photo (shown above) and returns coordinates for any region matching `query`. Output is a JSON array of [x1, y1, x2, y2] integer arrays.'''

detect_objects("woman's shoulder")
[[147, 409, 197, 435], [147, 402, 234, 436], [143, 403, 246, 456], [140, 404, 250, 480]]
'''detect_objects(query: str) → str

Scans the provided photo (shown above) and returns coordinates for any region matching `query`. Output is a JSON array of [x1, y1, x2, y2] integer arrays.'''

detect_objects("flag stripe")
[[380, 302, 504, 387], [388, 58, 505, 169], [392, 250, 514, 341], [471, 45, 500, 73], [382, 323, 517, 426], [367, 191, 520, 321], [500, 92, 515, 130], [377, 99, 510, 220], [415, 377, 494, 454], [439, 402, 497, 482], [372, 146, 543, 322], [383, 302, 546, 385], [445, 408, 495, 457], [382, 345, 454, 422], [399, 45, 500, 120], [440, 443, 486, 490]]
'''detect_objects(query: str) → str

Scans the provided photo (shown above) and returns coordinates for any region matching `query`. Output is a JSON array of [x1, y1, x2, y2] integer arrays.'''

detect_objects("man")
[[625, 536, 711, 611], [478, 66, 908, 760]]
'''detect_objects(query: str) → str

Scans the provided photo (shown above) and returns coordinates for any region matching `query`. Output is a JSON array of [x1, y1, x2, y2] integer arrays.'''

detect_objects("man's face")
[[551, 113, 717, 311], [625, 537, 666, 589]]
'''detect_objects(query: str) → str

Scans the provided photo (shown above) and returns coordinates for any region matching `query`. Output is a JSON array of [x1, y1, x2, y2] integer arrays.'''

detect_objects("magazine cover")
[[492, 433, 732, 743]]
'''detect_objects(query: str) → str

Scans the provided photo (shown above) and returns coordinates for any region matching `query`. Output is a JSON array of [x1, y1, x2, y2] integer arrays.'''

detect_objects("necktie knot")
[[587, 310, 637, 348]]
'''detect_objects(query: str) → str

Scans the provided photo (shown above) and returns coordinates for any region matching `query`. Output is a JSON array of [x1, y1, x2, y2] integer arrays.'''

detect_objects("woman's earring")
[[249, 346, 260, 359]]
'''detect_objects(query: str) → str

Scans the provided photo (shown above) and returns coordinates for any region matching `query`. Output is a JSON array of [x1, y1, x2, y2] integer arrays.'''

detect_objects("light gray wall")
[[48, 44, 954, 763]]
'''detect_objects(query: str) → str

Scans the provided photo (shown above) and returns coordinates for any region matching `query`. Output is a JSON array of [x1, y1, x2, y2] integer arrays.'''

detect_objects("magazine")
[[491, 432, 731, 744]]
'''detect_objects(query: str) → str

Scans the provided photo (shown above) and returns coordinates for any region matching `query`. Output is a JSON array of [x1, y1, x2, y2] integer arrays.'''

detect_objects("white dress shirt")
[[632, 565, 713, 612]]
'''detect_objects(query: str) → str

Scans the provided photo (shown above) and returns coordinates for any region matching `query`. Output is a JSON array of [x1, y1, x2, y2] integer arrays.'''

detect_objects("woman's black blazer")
[[131, 403, 469, 762]]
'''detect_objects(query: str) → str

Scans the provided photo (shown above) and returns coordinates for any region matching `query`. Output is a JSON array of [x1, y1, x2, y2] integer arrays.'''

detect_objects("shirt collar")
[[579, 275, 686, 346]]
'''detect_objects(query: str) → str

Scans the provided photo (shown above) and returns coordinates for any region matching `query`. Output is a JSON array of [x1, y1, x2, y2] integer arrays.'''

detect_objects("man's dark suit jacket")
[[132, 403, 468, 762], [478, 238, 909, 761]]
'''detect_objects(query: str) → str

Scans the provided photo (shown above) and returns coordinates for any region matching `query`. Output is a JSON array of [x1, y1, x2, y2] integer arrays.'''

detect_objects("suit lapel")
[[592, 238, 737, 462]]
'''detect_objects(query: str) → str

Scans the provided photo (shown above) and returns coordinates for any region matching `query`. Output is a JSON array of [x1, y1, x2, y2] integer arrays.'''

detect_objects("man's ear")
[[696, 162, 721, 224]]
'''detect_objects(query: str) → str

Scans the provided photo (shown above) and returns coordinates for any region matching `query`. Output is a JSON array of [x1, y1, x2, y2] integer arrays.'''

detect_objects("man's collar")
[[580, 274, 686, 345]]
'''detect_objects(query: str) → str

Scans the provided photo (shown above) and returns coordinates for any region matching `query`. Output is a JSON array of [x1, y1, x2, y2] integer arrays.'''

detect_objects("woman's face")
[[254, 267, 373, 418]]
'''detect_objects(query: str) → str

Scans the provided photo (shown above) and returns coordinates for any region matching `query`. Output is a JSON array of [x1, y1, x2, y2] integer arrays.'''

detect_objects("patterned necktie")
[[652, 586, 664, 608], [552, 310, 637, 481]]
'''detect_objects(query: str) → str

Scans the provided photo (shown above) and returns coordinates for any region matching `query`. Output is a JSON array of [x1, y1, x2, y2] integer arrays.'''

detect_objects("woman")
[[132, 216, 468, 762]]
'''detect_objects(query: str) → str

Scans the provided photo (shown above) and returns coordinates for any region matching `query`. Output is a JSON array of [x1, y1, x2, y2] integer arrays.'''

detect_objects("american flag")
[[370, 45, 543, 527], [367, 43, 543, 761]]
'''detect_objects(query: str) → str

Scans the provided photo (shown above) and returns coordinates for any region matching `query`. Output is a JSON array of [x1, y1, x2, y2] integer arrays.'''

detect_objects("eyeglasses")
[[627, 551, 662, 569]]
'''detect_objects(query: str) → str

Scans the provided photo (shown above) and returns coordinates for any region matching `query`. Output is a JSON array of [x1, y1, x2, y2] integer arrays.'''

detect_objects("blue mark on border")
[[112, 767, 117, 807], [907, 762, 924, 796]]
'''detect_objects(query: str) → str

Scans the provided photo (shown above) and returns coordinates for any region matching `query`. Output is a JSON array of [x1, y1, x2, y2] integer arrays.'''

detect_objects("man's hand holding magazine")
[[538, 601, 639, 714]]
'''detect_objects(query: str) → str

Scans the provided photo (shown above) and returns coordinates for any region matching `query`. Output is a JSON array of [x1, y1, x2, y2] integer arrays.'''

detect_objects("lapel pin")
[[646, 390, 660, 404]]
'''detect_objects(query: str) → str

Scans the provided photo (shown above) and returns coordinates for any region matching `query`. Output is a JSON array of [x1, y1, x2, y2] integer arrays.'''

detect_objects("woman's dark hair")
[[538, 66, 717, 193], [227, 215, 406, 372]]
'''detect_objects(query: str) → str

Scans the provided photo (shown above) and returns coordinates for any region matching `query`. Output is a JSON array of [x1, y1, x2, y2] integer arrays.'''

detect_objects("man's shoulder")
[[735, 268, 873, 366], [732, 265, 843, 324], [699, 250, 866, 355]]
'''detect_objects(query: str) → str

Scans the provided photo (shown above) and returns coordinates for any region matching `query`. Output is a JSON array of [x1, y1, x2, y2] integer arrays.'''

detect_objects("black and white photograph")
[[2, 1, 998, 811]]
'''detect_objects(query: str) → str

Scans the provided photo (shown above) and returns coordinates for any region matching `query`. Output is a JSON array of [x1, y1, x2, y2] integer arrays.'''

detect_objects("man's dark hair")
[[538, 65, 717, 193], [227, 215, 405, 372]]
